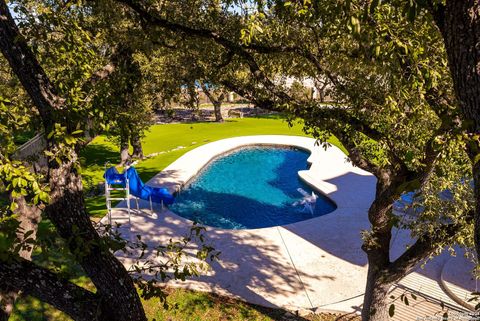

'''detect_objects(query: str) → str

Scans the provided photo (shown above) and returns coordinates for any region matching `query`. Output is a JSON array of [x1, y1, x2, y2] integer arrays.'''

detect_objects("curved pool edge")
[[173, 142, 314, 195], [105, 136, 472, 315], [145, 135, 376, 231]]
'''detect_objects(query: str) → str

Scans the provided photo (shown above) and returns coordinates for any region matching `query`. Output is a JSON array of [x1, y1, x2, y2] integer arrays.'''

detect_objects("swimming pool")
[[170, 146, 336, 229]]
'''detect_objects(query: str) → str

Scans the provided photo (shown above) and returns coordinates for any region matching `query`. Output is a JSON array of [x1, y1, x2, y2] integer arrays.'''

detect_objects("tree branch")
[[331, 127, 383, 175], [117, 0, 295, 104], [386, 213, 472, 284], [300, 104, 384, 141], [404, 97, 458, 186], [245, 43, 341, 87], [200, 82, 217, 104], [86, 63, 116, 87], [117, 1, 392, 176], [0, 258, 102, 321], [220, 79, 280, 110], [0, 0, 60, 132]]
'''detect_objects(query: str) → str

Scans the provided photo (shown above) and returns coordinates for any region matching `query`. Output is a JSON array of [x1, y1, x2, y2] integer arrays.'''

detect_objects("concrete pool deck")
[[104, 135, 475, 319]]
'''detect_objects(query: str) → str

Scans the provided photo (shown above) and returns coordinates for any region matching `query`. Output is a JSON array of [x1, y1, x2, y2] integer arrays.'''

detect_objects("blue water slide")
[[125, 167, 175, 205], [104, 166, 126, 186]]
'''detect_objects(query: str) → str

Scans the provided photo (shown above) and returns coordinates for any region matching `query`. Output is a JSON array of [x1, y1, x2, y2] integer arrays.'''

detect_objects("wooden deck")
[[391, 272, 470, 321]]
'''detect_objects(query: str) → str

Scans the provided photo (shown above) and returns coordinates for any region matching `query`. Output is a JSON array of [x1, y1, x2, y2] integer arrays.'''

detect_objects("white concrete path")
[[104, 135, 474, 319]]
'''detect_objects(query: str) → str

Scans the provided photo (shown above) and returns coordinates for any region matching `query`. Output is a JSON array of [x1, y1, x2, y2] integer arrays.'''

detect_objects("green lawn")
[[81, 117, 343, 218]]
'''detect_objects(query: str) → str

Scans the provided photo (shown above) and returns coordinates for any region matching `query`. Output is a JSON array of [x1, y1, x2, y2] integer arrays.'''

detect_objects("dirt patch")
[[155, 104, 278, 123]]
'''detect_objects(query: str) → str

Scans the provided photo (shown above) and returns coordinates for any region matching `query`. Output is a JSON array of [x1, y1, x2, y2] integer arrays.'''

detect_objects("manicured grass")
[[81, 117, 344, 218], [140, 288, 360, 321]]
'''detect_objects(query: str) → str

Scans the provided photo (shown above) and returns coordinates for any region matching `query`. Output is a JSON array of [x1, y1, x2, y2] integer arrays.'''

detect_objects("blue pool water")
[[170, 146, 337, 229]]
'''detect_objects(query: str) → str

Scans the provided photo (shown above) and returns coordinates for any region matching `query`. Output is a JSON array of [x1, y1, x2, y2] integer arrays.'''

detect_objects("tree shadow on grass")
[[162, 288, 314, 321], [79, 141, 119, 192], [79, 141, 119, 168]]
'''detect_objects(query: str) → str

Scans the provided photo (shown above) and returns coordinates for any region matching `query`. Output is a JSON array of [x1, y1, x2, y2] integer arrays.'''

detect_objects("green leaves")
[[240, 12, 266, 45], [370, 0, 382, 14], [388, 303, 395, 317], [0, 215, 21, 261], [350, 15, 361, 34], [0, 158, 49, 206], [0, 156, 47, 259], [0, 96, 31, 156]]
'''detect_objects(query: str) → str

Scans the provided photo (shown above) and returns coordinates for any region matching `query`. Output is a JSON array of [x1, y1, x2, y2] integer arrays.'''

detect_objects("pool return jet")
[[104, 165, 174, 225], [292, 187, 318, 215]]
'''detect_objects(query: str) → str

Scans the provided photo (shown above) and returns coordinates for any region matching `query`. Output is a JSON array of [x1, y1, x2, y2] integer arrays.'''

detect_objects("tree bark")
[[361, 199, 394, 321], [129, 130, 144, 159], [119, 127, 130, 165], [0, 3, 147, 320], [359, 168, 470, 320], [213, 101, 224, 122], [360, 170, 398, 321], [200, 82, 224, 122], [0, 258, 103, 321], [44, 157, 147, 321], [362, 268, 393, 321], [433, 0, 480, 259]]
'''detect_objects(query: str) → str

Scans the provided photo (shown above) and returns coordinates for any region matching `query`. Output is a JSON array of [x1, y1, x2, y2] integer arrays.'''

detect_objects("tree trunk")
[[0, 3, 148, 320], [434, 0, 480, 258], [213, 101, 224, 122], [358, 167, 454, 320], [362, 240, 393, 321], [318, 82, 328, 103], [362, 267, 393, 321], [119, 127, 130, 165], [200, 82, 224, 122], [44, 154, 147, 321], [361, 174, 395, 321], [0, 258, 104, 321], [0, 197, 42, 320], [130, 131, 144, 159]]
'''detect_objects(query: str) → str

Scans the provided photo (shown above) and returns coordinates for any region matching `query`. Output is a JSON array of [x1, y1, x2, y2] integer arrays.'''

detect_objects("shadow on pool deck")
[[281, 171, 472, 314], [110, 166, 471, 315], [113, 199, 332, 311], [284, 171, 375, 267]]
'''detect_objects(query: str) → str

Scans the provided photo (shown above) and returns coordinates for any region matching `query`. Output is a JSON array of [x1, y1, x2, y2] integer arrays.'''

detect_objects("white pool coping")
[[146, 135, 374, 212], [106, 135, 473, 317]]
